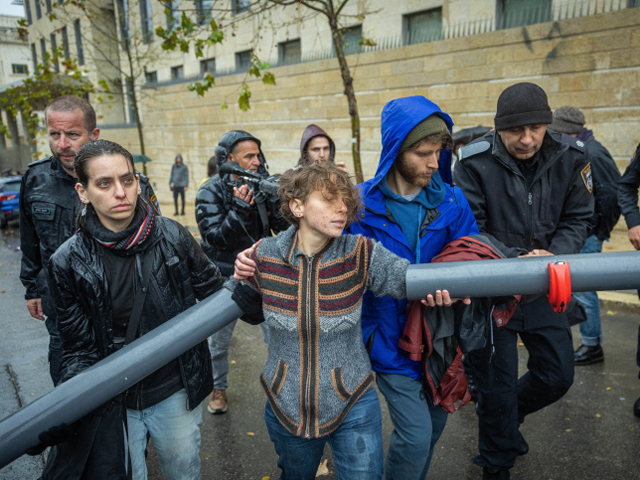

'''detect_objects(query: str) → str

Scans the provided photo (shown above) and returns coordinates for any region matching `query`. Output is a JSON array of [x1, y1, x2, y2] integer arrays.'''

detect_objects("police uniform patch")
[[150, 194, 161, 215], [581, 164, 593, 193]]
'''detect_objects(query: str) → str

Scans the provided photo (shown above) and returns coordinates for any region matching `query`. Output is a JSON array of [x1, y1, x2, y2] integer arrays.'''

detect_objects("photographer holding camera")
[[196, 130, 288, 415]]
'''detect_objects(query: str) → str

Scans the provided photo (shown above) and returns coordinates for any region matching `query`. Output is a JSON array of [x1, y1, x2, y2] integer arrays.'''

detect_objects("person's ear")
[[91, 128, 100, 142], [76, 183, 89, 204], [289, 198, 304, 218]]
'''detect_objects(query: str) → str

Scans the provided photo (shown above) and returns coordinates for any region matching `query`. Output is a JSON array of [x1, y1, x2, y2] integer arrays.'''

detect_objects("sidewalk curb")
[[599, 291, 640, 316]]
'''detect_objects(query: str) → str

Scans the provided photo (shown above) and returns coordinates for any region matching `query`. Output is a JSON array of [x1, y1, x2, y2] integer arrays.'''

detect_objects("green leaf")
[[262, 72, 276, 86], [257, 61, 271, 70], [238, 84, 251, 111], [248, 65, 260, 78], [221, 102, 228, 110], [359, 38, 377, 47]]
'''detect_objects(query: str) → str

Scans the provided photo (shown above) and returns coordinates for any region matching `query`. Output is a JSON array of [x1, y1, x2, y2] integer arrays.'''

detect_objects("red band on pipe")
[[547, 261, 571, 313]]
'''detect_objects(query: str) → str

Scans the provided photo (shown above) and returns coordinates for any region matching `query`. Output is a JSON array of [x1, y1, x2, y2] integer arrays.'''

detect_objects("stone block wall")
[[100, 8, 640, 204]]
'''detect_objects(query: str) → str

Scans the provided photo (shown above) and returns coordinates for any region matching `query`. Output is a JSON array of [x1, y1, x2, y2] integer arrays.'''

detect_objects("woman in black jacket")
[[43, 140, 224, 480]]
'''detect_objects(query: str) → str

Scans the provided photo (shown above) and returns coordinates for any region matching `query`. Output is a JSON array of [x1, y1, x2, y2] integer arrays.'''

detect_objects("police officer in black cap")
[[453, 83, 593, 480]]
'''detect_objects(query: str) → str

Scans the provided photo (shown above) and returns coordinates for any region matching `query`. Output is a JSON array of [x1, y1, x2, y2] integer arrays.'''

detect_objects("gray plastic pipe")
[[406, 251, 640, 299], [1, 250, 640, 468], [0, 288, 242, 469]]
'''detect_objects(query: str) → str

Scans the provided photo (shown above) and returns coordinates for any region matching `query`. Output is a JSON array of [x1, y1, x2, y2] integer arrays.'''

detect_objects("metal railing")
[[1, 250, 640, 468]]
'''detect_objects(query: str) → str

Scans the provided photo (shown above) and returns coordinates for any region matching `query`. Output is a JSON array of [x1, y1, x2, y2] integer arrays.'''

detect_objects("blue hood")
[[361, 96, 454, 198]]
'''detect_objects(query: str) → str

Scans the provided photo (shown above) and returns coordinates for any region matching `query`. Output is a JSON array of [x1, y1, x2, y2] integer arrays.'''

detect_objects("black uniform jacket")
[[618, 142, 640, 229], [453, 130, 594, 258], [583, 137, 620, 240], [19, 156, 159, 310], [47, 216, 220, 411]]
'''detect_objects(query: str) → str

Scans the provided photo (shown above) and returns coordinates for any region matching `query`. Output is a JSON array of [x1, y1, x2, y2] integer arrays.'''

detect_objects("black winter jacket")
[[195, 131, 288, 274], [453, 130, 593, 258], [19, 156, 159, 312], [583, 136, 620, 240], [618, 143, 640, 229], [48, 216, 221, 411]]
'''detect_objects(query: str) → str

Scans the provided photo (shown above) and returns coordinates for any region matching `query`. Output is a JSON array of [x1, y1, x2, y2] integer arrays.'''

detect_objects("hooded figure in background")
[[195, 130, 288, 416], [169, 153, 189, 215], [347, 95, 479, 480], [296, 124, 349, 174]]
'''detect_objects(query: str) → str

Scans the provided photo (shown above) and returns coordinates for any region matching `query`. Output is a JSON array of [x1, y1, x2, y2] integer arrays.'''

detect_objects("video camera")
[[219, 161, 282, 232]]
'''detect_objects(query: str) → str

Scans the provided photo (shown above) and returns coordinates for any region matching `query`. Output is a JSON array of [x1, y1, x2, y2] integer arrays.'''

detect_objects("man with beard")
[[196, 130, 288, 415], [347, 96, 479, 479], [19, 96, 158, 386]]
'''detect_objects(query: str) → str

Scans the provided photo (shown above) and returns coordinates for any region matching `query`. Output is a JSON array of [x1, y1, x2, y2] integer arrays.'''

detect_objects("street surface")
[[1, 224, 639, 479]]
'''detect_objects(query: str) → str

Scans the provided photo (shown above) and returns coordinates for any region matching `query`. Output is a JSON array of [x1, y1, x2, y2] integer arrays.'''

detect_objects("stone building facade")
[[20, 1, 640, 204]]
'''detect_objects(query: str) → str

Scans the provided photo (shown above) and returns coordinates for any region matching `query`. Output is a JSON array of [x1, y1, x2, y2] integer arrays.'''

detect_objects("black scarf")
[[85, 199, 156, 254]]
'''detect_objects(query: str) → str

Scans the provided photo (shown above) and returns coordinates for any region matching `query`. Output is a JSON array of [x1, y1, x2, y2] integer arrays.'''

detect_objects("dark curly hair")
[[278, 163, 362, 229]]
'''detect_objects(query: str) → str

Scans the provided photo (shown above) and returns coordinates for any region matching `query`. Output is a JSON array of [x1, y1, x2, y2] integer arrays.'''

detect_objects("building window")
[[232, 0, 250, 15], [497, 0, 552, 30], [278, 39, 301, 65], [403, 8, 442, 45], [140, 0, 153, 44], [171, 65, 184, 80], [235, 49, 252, 72], [195, 0, 212, 25], [45, 0, 52, 13], [200, 57, 215, 76], [126, 79, 137, 124], [31, 43, 37, 71], [117, 0, 130, 49], [145, 71, 157, 84], [35, 0, 41, 19], [50, 34, 59, 72], [74, 20, 84, 65], [164, 0, 179, 30], [25, 0, 32, 25], [40, 37, 46, 63], [339, 25, 362, 56], [12, 64, 28, 75], [61, 26, 70, 59]]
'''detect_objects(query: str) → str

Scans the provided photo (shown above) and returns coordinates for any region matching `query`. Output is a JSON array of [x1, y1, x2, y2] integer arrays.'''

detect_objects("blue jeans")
[[209, 320, 270, 390], [573, 235, 604, 346], [126, 389, 203, 480], [376, 372, 448, 480], [264, 387, 383, 480]]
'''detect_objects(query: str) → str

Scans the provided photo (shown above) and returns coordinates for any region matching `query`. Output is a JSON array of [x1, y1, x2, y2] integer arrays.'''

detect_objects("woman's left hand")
[[421, 289, 471, 307]]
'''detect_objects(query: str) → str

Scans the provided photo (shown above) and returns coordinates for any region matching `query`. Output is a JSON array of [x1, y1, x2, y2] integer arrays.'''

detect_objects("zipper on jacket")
[[526, 190, 534, 249], [304, 254, 313, 438]]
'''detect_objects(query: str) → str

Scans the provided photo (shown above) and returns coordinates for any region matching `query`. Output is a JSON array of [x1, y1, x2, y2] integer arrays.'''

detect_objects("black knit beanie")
[[494, 83, 553, 130]]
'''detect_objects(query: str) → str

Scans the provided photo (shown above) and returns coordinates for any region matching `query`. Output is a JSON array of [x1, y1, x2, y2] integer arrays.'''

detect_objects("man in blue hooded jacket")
[[347, 96, 479, 479]]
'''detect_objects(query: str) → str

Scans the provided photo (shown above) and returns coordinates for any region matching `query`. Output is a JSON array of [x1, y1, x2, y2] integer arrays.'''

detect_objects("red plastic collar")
[[547, 261, 571, 313]]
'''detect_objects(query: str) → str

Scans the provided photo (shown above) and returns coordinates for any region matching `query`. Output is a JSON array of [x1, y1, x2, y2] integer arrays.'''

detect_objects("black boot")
[[483, 467, 510, 480], [574, 344, 604, 365]]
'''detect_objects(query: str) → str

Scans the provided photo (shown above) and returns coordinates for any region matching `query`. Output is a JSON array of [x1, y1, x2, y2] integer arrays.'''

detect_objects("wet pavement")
[[1, 222, 640, 479]]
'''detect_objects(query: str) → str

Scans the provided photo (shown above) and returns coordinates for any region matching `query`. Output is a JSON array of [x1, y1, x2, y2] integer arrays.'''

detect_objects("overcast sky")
[[0, 0, 25, 17]]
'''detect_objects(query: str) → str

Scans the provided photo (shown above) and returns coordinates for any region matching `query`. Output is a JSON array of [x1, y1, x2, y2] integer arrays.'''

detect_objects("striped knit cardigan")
[[241, 225, 408, 438]]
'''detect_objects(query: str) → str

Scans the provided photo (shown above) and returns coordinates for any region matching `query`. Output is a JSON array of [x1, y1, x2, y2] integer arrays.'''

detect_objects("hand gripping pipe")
[[0, 288, 243, 469], [1, 250, 640, 468]]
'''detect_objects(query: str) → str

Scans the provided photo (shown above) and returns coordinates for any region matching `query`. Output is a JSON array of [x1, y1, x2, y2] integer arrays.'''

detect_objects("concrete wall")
[[92, 8, 640, 206]]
